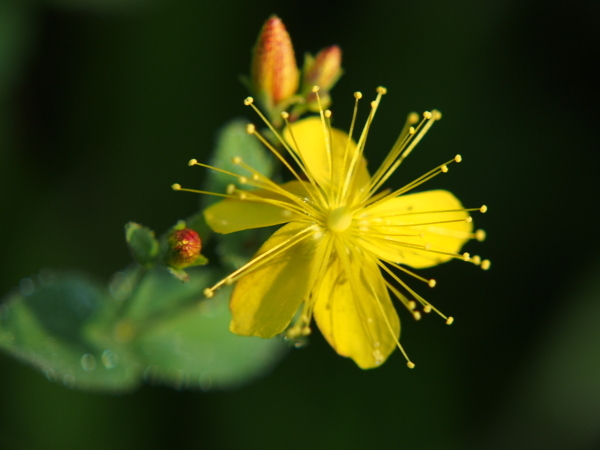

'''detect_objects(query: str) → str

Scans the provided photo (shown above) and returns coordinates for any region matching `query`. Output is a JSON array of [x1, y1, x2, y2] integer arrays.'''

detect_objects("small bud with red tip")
[[302, 45, 343, 111], [166, 228, 202, 270]]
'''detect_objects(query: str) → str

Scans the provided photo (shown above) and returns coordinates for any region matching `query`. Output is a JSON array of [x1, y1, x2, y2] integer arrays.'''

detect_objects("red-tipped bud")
[[301, 46, 343, 112], [303, 46, 342, 92], [166, 228, 202, 269], [251, 16, 299, 109]]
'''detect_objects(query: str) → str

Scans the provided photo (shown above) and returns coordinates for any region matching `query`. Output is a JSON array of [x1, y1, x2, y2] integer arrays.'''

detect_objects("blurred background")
[[1, 0, 600, 448]]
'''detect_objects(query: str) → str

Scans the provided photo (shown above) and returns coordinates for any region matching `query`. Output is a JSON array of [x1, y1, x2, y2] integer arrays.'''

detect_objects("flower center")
[[327, 206, 353, 232]]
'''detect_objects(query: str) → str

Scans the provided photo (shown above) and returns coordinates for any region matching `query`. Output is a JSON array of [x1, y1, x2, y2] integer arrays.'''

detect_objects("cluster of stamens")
[[173, 85, 489, 368]]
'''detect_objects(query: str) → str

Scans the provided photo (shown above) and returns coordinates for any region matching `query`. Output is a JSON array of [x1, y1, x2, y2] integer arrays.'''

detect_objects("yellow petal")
[[283, 117, 370, 198], [313, 250, 399, 369], [360, 189, 473, 268], [204, 181, 308, 234], [229, 221, 328, 338]]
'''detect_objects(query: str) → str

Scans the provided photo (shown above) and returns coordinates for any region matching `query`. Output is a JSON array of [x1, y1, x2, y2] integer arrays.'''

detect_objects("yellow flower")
[[176, 87, 488, 369]]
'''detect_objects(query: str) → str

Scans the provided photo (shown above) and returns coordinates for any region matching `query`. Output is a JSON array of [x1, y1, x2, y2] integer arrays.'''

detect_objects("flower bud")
[[301, 46, 343, 112], [251, 15, 299, 110], [166, 228, 202, 269], [303, 45, 342, 92]]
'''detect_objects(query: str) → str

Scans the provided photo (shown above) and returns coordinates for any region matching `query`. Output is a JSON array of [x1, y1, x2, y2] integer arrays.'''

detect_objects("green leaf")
[[132, 268, 289, 390], [202, 119, 275, 207], [0, 267, 289, 393], [125, 222, 160, 266], [203, 119, 279, 270], [0, 271, 141, 392]]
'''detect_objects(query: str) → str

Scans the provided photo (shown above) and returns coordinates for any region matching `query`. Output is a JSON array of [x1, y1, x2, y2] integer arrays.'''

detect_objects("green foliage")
[[125, 222, 160, 267], [0, 118, 288, 393], [0, 267, 287, 393], [0, 271, 139, 392], [203, 119, 278, 270], [202, 119, 276, 206]]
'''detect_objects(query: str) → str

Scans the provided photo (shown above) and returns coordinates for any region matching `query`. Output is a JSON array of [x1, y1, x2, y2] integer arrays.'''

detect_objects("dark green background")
[[2, 0, 599, 449]]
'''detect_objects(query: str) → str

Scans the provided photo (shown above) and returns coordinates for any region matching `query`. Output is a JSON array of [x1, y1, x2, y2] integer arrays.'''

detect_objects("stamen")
[[334, 242, 385, 365], [336, 92, 363, 207], [245, 96, 327, 208], [313, 86, 334, 190], [481, 259, 491, 270], [365, 157, 460, 211], [203, 225, 318, 297], [172, 184, 232, 199], [367, 109, 442, 197], [340, 87, 387, 203], [377, 261, 450, 322], [343, 246, 414, 368], [232, 158, 322, 218], [281, 113, 329, 208], [364, 206, 487, 219]]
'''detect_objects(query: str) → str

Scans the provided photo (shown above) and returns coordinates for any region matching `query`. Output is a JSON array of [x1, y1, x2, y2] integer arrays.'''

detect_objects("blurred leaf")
[[132, 267, 289, 391], [125, 222, 160, 267], [0, 271, 141, 392], [204, 119, 279, 270], [0, 266, 288, 393], [202, 118, 275, 207]]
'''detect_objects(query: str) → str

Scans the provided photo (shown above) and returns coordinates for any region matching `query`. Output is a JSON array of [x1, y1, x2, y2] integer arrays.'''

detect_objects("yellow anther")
[[354, 91, 362, 99], [480, 205, 488, 213], [188, 159, 198, 166], [471, 255, 482, 265], [432, 109, 442, 120], [239, 176, 248, 184], [246, 124, 255, 134], [377, 86, 387, 95], [423, 305, 432, 313], [281, 111, 289, 120], [408, 300, 417, 310], [324, 110, 332, 118], [244, 97, 254, 105], [481, 260, 491, 270], [454, 154, 462, 163], [465, 216, 473, 223], [203, 288, 214, 298], [413, 311, 422, 321], [370, 101, 377, 108], [408, 112, 419, 124], [441, 165, 449, 173], [171, 183, 181, 191], [423, 111, 433, 120], [407, 361, 416, 369], [232, 156, 242, 164], [462, 252, 471, 261], [428, 279, 437, 288], [226, 184, 236, 195], [312, 85, 320, 92], [446, 317, 454, 325], [252, 173, 260, 180], [475, 229, 486, 242], [409, 126, 416, 135]]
